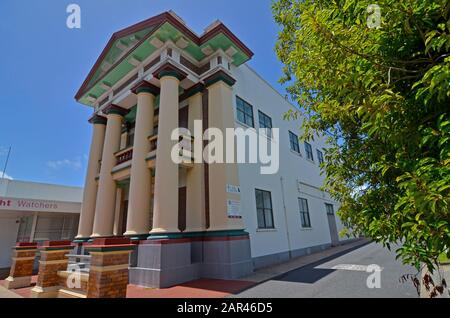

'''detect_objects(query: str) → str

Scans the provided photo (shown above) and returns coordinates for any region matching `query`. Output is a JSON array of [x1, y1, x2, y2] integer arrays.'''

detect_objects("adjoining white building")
[[72, 11, 352, 288], [0, 179, 82, 275]]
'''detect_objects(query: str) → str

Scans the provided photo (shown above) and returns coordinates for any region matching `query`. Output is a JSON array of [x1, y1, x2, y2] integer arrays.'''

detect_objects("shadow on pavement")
[[273, 241, 373, 284]]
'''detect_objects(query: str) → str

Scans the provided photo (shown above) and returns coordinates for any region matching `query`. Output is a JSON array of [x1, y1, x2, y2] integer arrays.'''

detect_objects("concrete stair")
[[57, 254, 91, 298]]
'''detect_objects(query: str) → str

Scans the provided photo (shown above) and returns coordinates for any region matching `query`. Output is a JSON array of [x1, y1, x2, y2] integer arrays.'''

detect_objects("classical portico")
[[74, 11, 254, 287]]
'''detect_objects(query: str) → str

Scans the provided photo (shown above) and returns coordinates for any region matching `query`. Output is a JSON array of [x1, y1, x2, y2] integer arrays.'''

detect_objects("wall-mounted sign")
[[226, 184, 241, 194], [227, 199, 241, 217], [0, 197, 80, 214]]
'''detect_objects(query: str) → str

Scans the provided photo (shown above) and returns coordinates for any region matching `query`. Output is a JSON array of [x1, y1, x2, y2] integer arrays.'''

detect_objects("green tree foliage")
[[273, 0, 450, 271]]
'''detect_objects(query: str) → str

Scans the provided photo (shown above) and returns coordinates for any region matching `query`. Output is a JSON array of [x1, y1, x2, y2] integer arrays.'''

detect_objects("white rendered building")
[[74, 11, 349, 287]]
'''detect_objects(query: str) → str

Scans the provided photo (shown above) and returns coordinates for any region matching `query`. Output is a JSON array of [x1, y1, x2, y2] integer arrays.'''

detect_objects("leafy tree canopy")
[[273, 0, 450, 271]]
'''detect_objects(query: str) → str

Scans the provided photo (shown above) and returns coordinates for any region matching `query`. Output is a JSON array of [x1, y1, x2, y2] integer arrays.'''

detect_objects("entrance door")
[[325, 203, 339, 246], [179, 106, 189, 129], [120, 200, 128, 236], [178, 187, 187, 232]]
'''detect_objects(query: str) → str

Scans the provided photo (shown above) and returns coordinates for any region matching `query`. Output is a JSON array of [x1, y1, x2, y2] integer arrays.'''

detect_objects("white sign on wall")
[[227, 199, 241, 218], [226, 184, 241, 194]]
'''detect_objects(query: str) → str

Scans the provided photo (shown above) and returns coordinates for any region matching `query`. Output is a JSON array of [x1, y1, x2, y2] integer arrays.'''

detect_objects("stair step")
[[58, 288, 87, 299]]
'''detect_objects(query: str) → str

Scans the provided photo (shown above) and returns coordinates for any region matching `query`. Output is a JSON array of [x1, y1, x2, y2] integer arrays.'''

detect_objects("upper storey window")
[[236, 96, 254, 127], [258, 110, 272, 137], [304, 142, 314, 161]]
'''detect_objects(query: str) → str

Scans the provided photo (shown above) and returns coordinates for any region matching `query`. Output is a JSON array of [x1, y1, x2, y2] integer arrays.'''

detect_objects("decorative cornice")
[[88, 114, 107, 125], [103, 104, 130, 116], [131, 80, 160, 95], [75, 11, 253, 101], [203, 70, 236, 87], [179, 83, 205, 101], [153, 62, 188, 81]]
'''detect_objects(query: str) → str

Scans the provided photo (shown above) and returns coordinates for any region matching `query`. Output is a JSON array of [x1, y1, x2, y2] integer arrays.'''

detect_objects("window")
[[304, 142, 314, 161], [289, 131, 300, 154], [236, 96, 254, 127], [299, 198, 311, 228], [255, 189, 274, 229], [325, 203, 334, 215], [258, 110, 272, 136], [317, 149, 324, 164], [126, 128, 135, 147]]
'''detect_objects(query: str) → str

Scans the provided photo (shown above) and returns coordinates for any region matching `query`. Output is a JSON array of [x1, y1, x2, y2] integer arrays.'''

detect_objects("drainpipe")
[[280, 177, 293, 259]]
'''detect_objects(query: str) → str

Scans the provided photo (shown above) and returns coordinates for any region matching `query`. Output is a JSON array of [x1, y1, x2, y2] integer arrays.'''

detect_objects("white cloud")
[[46, 157, 82, 170], [0, 172, 13, 180]]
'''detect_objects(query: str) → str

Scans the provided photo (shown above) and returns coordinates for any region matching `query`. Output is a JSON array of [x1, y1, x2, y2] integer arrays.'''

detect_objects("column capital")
[[179, 83, 205, 102], [103, 104, 129, 117], [153, 62, 188, 81], [88, 114, 107, 125], [131, 80, 160, 96], [204, 70, 236, 88]]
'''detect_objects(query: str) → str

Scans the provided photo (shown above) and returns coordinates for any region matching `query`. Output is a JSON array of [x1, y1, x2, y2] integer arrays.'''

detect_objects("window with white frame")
[[255, 189, 274, 229], [304, 142, 314, 161], [258, 110, 272, 137], [325, 203, 334, 215], [299, 198, 311, 228], [317, 149, 324, 165], [236, 96, 254, 127], [289, 131, 300, 154]]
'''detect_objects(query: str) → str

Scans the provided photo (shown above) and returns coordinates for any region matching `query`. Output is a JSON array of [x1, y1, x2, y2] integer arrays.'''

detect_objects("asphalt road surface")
[[235, 242, 418, 298]]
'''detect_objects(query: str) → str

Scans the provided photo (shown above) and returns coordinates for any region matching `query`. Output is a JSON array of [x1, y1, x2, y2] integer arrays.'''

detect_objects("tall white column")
[[91, 105, 128, 238], [185, 87, 205, 232], [150, 64, 186, 237], [124, 81, 158, 239], [204, 71, 244, 232], [76, 115, 106, 240]]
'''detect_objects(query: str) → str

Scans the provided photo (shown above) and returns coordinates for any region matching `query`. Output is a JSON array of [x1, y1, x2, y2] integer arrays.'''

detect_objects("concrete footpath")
[[0, 284, 22, 298]]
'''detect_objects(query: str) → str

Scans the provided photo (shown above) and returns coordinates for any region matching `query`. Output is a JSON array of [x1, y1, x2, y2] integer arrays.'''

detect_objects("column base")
[[30, 286, 60, 298], [4, 275, 32, 289], [129, 231, 253, 288]]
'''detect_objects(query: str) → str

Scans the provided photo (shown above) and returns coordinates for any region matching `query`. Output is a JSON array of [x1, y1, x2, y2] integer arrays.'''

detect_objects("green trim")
[[78, 19, 252, 106], [125, 233, 149, 241], [136, 87, 155, 94], [73, 237, 90, 243], [147, 229, 248, 240], [204, 71, 236, 88], [88, 115, 107, 125], [180, 83, 204, 101], [203, 229, 248, 237], [147, 232, 185, 240], [85, 245, 135, 253], [158, 70, 184, 80]]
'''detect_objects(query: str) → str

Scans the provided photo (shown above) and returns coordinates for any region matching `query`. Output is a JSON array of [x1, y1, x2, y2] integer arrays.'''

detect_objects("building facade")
[[75, 11, 348, 287], [0, 179, 82, 275]]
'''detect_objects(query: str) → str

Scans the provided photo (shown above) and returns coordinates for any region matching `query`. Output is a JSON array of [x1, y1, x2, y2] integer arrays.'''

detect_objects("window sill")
[[259, 131, 273, 140], [300, 227, 313, 231], [256, 228, 277, 232], [305, 158, 315, 164], [290, 149, 302, 157], [235, 120, 256, 131]]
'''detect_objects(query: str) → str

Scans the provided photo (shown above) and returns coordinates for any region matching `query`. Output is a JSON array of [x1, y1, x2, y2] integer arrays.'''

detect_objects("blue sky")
[[0, 0, 286, 187]]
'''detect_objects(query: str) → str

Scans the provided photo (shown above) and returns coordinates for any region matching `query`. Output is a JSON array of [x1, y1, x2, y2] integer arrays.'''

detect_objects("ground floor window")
[[255, 189, 274, 229], [299, 198, 311, 228], [33, 214, 79, 241]]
